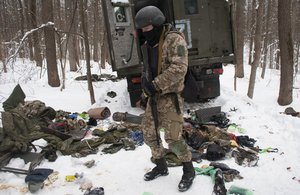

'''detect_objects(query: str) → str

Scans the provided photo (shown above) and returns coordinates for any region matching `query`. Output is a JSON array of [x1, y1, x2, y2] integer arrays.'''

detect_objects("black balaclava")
[[142, 25, 163, 47]]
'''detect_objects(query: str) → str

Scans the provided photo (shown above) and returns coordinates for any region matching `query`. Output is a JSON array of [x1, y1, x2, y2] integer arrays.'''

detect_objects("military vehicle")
[[102, 0, 235, 107]]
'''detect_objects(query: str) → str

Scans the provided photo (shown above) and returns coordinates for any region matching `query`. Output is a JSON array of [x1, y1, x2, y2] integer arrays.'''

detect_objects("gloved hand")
[[141, 76, 157, 97]]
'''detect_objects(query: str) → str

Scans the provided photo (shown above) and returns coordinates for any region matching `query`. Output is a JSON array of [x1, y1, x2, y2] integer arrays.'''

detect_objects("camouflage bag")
[[1, 107, 39, 153], [23, 100, 56, 126]]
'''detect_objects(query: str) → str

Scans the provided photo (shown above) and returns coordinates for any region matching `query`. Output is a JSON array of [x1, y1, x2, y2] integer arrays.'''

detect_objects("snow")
[[111, 0, 129, 3], [0, 58, 300, 195]]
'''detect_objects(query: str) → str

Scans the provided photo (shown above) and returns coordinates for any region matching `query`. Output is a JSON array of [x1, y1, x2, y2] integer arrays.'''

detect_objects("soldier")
[[135, 6, 195, 192]]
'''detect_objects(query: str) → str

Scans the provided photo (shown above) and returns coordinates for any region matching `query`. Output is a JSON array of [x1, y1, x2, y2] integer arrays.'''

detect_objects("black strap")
[[172, 93, 181, 115]]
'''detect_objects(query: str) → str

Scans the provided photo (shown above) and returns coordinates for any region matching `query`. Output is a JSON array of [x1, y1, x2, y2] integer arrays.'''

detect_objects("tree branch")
[[6, 22, 54, 64]]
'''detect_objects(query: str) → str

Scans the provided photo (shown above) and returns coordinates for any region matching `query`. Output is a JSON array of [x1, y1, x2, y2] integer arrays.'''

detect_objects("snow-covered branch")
[[6, 22, 54, 64]]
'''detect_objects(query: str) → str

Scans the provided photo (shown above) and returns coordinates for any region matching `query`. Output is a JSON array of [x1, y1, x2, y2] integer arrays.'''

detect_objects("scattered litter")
[[142, 192, 153, 195], [65, 175, 76, 182], [65, 172, 84, 182], [0, 183, 18, 190], [44, 171, 59, 186], [84, 187, 104, 195], [227, 185, 254, 195], [84, 160, 95, 168], [80, 182, 93, 191], [227, 124, 246, 134]]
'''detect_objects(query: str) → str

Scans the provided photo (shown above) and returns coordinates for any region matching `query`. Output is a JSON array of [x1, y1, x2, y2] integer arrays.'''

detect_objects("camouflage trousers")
[[141, 93, 191, 162]]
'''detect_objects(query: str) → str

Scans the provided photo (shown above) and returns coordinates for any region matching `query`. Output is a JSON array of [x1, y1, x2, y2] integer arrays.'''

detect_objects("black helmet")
[[135, 6, 165, 29]]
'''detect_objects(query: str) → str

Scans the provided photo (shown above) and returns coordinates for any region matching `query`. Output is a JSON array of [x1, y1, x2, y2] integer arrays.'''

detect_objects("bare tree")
[[234, 0, 245, 78], [65, 0, 79, 72], [17, 0, 25, 58], [268, 0, 279, 70], [0, 39, 6, 73], [92, 0, 100, 62], [79, 0, 95, 104], [24, 0, 34, 60], [295, 42, 299, 74], [261, 0, 272, 78], [275, 48, 280, 70], [99, 1, 110, 68], [29, 0, 43, 67], [41, 0, 60, 87], [248, 0, 256, 65], [247, 0, 263, 99], [277, 0, 293, 105], [292, 0, 300, 74]]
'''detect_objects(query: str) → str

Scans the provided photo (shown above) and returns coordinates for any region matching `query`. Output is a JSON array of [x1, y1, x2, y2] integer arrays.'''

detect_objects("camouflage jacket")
[[152, 24, 188, 95]]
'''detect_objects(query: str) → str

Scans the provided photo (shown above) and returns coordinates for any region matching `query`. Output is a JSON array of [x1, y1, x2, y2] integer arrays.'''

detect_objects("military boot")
[[144, 158, 169, 181], [178, 161, 195, 192]]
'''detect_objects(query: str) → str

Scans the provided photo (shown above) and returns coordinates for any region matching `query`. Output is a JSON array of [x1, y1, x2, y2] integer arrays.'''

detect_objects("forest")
[[0, 0, 299, 105]]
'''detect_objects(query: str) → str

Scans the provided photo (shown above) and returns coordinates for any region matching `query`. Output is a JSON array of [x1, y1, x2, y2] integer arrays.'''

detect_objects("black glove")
[[141, 76, 157, 97]]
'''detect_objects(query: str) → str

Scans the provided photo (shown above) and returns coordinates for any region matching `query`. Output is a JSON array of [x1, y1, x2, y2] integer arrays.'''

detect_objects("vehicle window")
[[184, 0, 198, 15], [114, 6, 127, 23]]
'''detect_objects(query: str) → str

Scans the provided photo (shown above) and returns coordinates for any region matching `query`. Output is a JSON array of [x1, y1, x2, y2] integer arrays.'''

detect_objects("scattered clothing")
[[232, 147, 259, 167], [25, 168, 54, 193], [25, 168, 54, 183], [128, 130, 144, 145], [194, 166, 227, 195], [84, 187, 105, 195], [227, 185, 254, 195], [227, 124, 246, 134], [102, 138, 135, 154], [209, 162, 243, 182], [236, 135, 256, 148], [203, 143, 226, 161], [210, 112, 230, 128]]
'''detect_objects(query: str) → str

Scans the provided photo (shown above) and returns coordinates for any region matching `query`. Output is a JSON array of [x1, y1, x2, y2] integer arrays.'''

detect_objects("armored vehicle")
[[102, 0, 235, 107]]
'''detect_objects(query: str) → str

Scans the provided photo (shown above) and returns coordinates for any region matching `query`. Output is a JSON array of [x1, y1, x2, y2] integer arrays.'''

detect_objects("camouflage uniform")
[[141, 24, 192, 162]]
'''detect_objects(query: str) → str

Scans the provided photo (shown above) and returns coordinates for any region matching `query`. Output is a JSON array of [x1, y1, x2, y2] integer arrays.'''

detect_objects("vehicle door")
[[102, 0, 141, 73]]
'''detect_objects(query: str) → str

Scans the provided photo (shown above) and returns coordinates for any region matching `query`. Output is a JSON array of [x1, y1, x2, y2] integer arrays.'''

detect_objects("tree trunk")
[[100, 29, 107, 69], [41, 0, 60, 87], [295, 42, 299, 74], [234, 0, 245, 78], [0, 40, 6, 73], [275, 48, 280, 70], [99, 1, 107, 69], [247, 0, 263, 99], [65, 0, 79, 72], [17, 0, 25, 58], [79, 0, 95, 104], [248, 0, 256, 65], [54, 0, 67, 61], [24, 0, 34, 60], [277, 0, 293, 105], [29, 0, 43, 67], [80, 38, 85, 60], [93, 0, 100, 62], [261, 0, 272, 78]]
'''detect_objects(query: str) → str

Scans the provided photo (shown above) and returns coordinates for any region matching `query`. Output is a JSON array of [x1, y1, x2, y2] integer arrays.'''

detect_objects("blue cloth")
[[25, 168, 53, 183], [128, 130, 144, 146], [68, 113, 78, 119]]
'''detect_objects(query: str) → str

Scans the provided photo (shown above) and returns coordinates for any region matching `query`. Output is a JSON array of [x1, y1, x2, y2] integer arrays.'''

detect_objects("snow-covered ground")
[[0, 59, 299, 195]]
